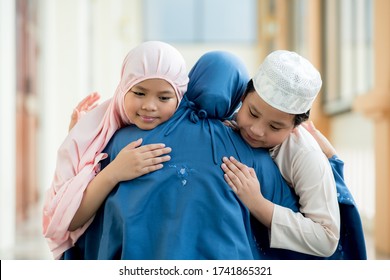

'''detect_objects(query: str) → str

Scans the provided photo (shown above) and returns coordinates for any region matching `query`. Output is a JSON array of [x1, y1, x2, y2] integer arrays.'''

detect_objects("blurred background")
[[0, 0, 389, 260]]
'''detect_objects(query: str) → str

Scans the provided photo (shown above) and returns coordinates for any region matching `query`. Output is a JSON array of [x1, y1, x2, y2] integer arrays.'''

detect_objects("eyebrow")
[[250, 105, 290, 128], [270, 120, 289, 128], [133, 85, 175, 95]]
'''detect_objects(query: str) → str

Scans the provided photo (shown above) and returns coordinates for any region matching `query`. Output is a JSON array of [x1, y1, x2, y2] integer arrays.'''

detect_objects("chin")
[[136, 123, 158, 131]]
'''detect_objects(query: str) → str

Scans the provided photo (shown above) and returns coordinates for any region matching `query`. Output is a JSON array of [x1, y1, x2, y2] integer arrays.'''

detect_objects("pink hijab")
[[42, 41, 189, 259]]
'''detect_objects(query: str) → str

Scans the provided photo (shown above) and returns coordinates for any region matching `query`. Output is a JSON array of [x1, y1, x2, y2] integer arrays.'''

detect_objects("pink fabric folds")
[[42, 41, 189, 259]]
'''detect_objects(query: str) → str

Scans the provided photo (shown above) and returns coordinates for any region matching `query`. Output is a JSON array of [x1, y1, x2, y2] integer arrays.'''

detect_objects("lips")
[[139, 115, 158, 123], [245, 132, 258, 143], [242, 130, 263, 147]]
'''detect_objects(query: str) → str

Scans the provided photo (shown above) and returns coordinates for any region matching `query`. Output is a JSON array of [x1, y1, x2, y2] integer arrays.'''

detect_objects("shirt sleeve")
[[270, 148, 341, 257]]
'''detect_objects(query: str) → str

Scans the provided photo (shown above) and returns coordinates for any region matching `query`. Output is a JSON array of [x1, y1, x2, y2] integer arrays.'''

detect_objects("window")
[[322, 0, 374, 115], [143, 0, 258, 43]]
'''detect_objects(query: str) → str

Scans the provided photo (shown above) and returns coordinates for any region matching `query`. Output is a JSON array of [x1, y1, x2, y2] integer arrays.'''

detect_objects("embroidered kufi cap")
[[253, 50, 322, 114]]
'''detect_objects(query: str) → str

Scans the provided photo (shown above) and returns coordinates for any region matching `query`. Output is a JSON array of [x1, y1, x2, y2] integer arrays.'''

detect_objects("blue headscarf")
[[186, 50, 248, 119]]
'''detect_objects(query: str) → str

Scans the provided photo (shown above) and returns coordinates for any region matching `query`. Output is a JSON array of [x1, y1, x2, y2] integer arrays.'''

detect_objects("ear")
[[292, 126, 298, 133]]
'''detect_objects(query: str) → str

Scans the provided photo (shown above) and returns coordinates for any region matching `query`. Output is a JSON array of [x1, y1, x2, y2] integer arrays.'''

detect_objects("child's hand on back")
[[223, 119, 239, 130], [301, 121, 337, 159], [108, 138, 172, 184], [69, 92, 101, 132], [221, 156, 261, 210]]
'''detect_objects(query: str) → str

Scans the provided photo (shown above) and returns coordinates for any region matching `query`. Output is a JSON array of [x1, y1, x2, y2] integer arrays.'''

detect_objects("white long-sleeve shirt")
[[269, 125, 340, 257]]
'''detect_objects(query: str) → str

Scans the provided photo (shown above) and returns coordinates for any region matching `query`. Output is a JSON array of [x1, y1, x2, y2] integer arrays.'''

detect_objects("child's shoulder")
[[273, 125, 324, 162]]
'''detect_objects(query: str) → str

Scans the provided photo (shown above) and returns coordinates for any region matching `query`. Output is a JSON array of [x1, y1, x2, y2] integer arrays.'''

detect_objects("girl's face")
[[124, 78, 178, 130], [236, 91, 295, 149]]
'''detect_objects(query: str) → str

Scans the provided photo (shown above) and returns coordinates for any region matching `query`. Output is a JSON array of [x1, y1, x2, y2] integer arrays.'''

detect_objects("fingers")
[[89, 92, 101, 102], [221, 156, 250, 192], [125, 138, 144, 150], [142, 154, 171, 168], [76, 92, 101, 112], [248, 167, 256, 178], [301, 121, 318, 136], [125, 139, 172, 156], [222, 156, 250, 175], [222, 120, 239, 130], [68, 109, 80, 132], [134, 148, 172, 177], [301, 121, 337, 158], [85, 92, 101, 110], [222, 171, 238, 193], [125, 139, 172, 165]]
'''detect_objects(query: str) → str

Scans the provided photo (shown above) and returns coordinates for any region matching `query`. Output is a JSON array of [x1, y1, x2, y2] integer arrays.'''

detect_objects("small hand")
[[221, 156, 261, 209], [301, 121, 337, 158], [69, 92, 101, 132], [109, 138, 172, 184], [223, 119, 239, 130]]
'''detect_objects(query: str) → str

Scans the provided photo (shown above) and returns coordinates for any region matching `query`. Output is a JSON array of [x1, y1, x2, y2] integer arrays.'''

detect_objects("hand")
[[301, 121, 337, 158], [69, 92, 101, 132], [223, 119, 239, 130], [108, 138, 172, 184], [221, 156, 262, 209]]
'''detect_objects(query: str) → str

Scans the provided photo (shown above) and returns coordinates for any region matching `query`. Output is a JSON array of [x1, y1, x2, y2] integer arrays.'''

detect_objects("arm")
[[221, 156, 274, 228], [269, 127, 340, 257], [68, 138, 172, 230], [273, 149, 340, 257], [222, 148, 340, 257]]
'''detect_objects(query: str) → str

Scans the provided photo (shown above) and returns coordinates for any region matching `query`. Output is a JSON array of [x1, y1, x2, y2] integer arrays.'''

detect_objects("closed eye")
[[159, 96, 174, 102], [249, 109, 258, 118], [270, 125, 281, 131], [131, 90, 145, 97]]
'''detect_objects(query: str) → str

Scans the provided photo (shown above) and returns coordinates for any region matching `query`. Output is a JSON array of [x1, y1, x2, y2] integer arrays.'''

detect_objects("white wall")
[[178, 44, 261, 75], [37, 0, 100, 197], [331, 112, 376, 228], [0, 0, 16, 256]]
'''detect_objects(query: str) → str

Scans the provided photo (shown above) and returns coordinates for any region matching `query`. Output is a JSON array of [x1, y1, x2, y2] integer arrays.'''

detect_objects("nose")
[[141, 98, 157, 111], [250, 124, 265, 137]]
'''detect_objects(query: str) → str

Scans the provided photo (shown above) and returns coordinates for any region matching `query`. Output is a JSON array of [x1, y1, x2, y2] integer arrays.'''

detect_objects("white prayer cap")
[[253, 50, 322, 114]]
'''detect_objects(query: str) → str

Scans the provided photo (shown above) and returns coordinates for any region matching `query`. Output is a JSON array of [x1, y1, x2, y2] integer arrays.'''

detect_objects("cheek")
[[161, 103, 177, 118], [270, 131, 290, 144], [235, 111, 246, 126], [124, 96, 137, 117]]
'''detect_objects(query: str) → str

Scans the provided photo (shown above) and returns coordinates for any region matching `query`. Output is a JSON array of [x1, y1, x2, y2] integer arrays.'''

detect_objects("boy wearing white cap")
[[221, 50, 340, 257]]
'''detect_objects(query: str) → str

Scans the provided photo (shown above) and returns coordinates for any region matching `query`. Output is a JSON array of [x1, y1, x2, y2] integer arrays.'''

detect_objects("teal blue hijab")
[[186, 50, 248, 119]]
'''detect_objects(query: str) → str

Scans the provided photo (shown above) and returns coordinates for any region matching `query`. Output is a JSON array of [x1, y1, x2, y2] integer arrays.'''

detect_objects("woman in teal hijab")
[[63, 50, 366, 260]]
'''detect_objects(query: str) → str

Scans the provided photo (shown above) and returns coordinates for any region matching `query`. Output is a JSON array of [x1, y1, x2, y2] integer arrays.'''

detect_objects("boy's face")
[[236, 91, 295, 149], [124, 78, 178, 130]]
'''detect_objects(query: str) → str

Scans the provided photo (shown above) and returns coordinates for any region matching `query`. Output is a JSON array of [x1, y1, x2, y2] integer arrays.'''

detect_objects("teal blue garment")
[[326, 156, 367, 259]]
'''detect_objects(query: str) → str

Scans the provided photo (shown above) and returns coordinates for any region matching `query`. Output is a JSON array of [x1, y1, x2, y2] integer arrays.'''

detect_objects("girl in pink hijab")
[[42, 41, 189, 259]]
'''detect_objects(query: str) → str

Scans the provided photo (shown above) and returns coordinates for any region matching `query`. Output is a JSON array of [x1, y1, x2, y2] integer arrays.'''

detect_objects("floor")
[[1, 204, 390, 260]]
